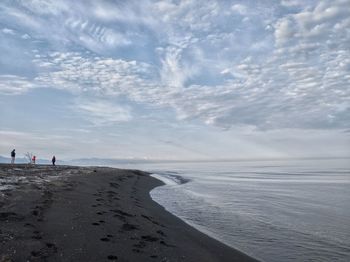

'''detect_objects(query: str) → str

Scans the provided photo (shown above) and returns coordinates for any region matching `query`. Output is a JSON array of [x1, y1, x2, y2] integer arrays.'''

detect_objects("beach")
[[0, 164, 257, 262]]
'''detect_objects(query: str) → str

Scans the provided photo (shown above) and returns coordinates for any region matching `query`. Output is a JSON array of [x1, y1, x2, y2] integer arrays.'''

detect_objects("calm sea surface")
[[117, 159, 350, 262]]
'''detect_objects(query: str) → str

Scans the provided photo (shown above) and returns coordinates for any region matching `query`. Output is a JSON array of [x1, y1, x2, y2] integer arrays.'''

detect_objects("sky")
[[0, 0, 349, 160]]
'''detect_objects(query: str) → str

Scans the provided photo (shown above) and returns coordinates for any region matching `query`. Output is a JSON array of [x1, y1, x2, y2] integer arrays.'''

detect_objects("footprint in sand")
[[32, 230, 42, 240], [0, 212, 24, 221], [30, 243, 57, 259], [112, 209, 133, 217], [160, 240, 175, 247], [107, 255, 118, 260], [141, 235, 159, 242], [156, 230, 166, 237], [46, 242, 58, 252], [31, 250, 41, 257], [100, 237, 110, 242], [141, 214, 163, 226], [122, 223, 139, 231], [133, 241, 146, 249], [109, 182, 119, 188]]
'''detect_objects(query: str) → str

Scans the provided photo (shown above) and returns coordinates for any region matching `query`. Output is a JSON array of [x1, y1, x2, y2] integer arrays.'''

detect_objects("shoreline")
[[0, 164, 258, 261]]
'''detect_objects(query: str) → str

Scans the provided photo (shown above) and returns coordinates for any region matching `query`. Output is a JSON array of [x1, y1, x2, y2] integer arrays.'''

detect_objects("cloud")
[[75, 98, 132, 125], [280, 1, 299, 7], [32, 52, 158, 96], [2, 28, 15, 35], [231, 4, 248, 15], [0, 75, 36, 95], [0, 1, 138, 54], [0, 0, 349, 131], [275, 0, 350, 47], [158, 45, 198, 88], [274, 17, 296, 46], [18, 0, 70, 15]]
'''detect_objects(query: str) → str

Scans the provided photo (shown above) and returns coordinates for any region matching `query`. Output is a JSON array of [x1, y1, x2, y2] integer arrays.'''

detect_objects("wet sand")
[[0, 164, 258, 261]]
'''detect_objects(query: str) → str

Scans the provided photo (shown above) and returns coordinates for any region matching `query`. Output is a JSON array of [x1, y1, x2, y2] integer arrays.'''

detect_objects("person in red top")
[[32, 155, 36, 164]]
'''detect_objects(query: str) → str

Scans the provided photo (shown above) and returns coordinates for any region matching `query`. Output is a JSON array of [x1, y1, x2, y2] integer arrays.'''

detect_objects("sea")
[[118, 158, 350, 262]]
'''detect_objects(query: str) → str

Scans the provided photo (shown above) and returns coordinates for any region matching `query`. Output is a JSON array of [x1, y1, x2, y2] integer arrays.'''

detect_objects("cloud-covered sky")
[[0, 0, 349, 160]]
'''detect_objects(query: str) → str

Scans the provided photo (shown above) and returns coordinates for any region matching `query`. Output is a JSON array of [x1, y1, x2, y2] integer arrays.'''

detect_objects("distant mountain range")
[[2, 155, 346, 166], [0, 156, 157, 166], [0, 155, 54, 165], [66, 158, 162, 166]]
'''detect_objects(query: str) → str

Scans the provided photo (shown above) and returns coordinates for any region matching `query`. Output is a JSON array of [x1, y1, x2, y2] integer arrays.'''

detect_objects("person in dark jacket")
[[11, 149, 16, 164], [52, 155, 56, 166]]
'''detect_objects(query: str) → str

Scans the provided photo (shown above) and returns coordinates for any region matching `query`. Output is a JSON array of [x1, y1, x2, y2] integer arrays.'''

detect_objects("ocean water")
[[120, 158, 350, 262]]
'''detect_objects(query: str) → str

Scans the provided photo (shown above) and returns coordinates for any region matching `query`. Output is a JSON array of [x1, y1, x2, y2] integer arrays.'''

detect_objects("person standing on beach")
[[11, 149, 16, 164], [52, 155, 56, 166], [32, 155, 36, 165]]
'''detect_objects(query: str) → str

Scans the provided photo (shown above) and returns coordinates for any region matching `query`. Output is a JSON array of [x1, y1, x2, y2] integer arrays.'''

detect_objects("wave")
[[151, 172, 190, 186]]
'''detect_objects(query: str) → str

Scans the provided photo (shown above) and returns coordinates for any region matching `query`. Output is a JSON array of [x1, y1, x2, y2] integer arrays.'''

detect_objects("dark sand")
[[0, 164, 258, 262]]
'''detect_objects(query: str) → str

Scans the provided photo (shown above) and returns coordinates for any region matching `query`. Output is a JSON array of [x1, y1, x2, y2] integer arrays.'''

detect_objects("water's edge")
[[149, 173, 259, 260]]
